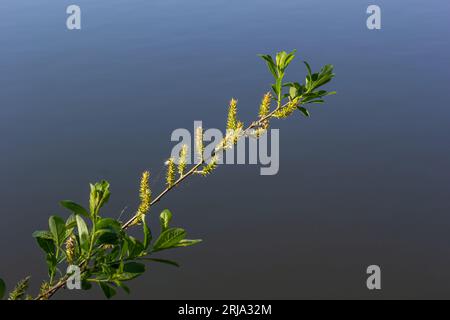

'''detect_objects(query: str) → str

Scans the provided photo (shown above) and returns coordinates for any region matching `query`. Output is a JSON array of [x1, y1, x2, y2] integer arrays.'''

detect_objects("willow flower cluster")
[[133, 171, 151, 224]]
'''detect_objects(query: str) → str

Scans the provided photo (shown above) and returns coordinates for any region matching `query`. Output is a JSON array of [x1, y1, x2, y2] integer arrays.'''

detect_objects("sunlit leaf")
[[159, 209, 172, 232], [49, 216, 66, 246], [76, 215, 90, 253], [152, 228, 186, 252]]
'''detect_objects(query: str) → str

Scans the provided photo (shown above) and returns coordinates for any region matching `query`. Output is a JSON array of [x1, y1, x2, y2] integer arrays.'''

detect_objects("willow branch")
[[36, 99, 292, 300]]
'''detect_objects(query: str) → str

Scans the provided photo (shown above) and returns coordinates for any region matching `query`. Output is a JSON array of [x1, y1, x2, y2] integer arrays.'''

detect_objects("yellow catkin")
[[178, 145, 188, 176], [136, 171, 151, 221], [65, 235, 75, 264], [259, 92, 272, 119], [200, 156, 218, 176], [166, 158, 175, 187], [195, 127, 204, 162], [226, 98, 238, 130], [8, 276, 30, 300], [252, 127, 267, 138], [273, 98, 299, 119], [39, 282, 50, 300], [259, 92, 272, 130]]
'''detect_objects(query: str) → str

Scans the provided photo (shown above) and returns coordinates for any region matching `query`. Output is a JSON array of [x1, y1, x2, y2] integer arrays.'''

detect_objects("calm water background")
[[1, 0, 450, 299]]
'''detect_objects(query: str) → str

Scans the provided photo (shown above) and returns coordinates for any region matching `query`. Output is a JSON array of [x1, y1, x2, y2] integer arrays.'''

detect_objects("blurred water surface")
[[1, 0, 450, 298]]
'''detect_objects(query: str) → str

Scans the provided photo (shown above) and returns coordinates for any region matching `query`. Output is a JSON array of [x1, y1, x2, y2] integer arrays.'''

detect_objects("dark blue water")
[[1, 0, 450, 299]]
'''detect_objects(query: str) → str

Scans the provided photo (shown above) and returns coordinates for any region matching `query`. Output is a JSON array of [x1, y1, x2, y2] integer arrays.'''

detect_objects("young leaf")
[[76, 215, 90, 253], [282, 50, 296, 70], [60, 201, 89, 218], [0, 278, 5, 300], [289, 86, 298, 99], [159, 209, 172, 232], [173, 239, 203, 248], [275, 51, 287, 69], [48, 216, 66, 246], [152, 228, 186, 252], [89, 181, 111, 217]]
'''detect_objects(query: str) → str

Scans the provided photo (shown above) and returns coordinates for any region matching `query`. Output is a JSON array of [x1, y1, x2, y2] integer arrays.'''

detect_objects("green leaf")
[[174, 239, 203, 248], [0, 278, 5, 300], [152, 228, 186, 252], [275, 78, 283, 98], [95, 217, 123, 245], [35, 236, 56, 256], [64, 214, 77, 239], [45, 254, 58, 279], [258, 54, 278, 79], [297, 107, 310, 117], [271, 84, 279, 96], [60, 201, 89, 218], [89, 181, 111, 217], [159, 209, 172, 233], [123, 262, 145, 274], [276, 50, 296, 72], [33, 231, 57, 277], [76, 215, 90, 253], [125, 236, 144, 259], [289, 86, 298, 99], [95, 230, 119, 245], [117, 262, 146, 281], [312, 75, 333, 90], [304, 61, 312, 79], [48, 216, 66, 246], [96, 218, 121, 233], [32, 230, 53, 240], [142, 215, 152, 250], [65, 214, 77, 229], [305, 99, 325, 104], [99, 282, 116, 299], [282, 51, 296, 70], [275, 51, 287, 69]]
